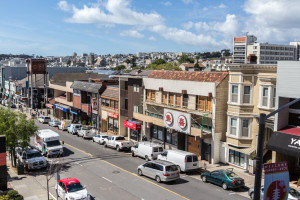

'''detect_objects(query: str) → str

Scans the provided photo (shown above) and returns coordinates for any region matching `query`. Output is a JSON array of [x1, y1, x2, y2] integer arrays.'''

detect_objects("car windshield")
[[82, 127, 91, 130], [66, 182, 84, 193], [116, 137, 125, 140], [27, 152, 42, 159], [289, 188, 300, 197], [53, 120, 60, 123], [46, 140, 61, 147], [101, 136, 108, 138], [225, 171, 240, 179], [165, 165, 178, 172]]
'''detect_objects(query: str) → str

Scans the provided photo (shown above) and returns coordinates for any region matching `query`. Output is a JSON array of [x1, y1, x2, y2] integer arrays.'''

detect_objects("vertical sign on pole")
[[264, 161, 289, 200], [0, 135, 7, 191]]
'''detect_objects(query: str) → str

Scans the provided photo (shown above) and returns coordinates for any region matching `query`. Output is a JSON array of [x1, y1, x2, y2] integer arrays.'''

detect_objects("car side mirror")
[[84, 185, 87, 189]]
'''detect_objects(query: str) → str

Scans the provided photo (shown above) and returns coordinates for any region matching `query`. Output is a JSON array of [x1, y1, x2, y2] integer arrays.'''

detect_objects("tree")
[[178, 55, 194, 64], [146, 62, 181, 71], [114, 65, 126, 71], [66, 59, 71, 66], [152, 59, 166, 65], [0, 108, 38, 167]]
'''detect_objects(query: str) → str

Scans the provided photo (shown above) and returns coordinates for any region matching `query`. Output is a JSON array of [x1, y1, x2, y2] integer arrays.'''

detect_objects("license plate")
[[193, 163, 197, 166]]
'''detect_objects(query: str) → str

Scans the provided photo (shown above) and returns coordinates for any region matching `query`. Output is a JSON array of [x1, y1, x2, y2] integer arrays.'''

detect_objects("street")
[[32, 121, 249, 200]]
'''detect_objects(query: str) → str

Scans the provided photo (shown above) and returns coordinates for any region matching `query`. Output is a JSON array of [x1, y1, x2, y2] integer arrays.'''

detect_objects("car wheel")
[[202, 176, 207, 182], [104, 143, 107, 148], [92, 138, 95, 142], [145, 155, 149, 161], [138, 169, 143, 176], [116, 145, 120, 152], [222, 183, 228, 190], [250, 192, 254, 200], [155, 176, 161, 183], [131, 151, 135, 157]]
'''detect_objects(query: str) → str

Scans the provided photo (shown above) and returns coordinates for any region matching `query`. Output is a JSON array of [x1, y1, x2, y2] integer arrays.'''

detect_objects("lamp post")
[[253, 98, 300, 200]]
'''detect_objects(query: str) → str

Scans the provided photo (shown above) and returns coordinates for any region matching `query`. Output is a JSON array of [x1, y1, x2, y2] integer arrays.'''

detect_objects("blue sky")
[[1, 0, 300, 56]]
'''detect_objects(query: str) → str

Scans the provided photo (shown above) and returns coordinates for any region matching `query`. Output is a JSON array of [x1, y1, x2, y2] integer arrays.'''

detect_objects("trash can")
[[17, 162, 24, 175]]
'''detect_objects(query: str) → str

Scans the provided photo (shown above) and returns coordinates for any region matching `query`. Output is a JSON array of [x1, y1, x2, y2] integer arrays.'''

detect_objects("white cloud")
[[181, 0, 193, 5], [58, 1, 71, 11], [182, 21, 194, 30], [162, 1, 172, 6], [120, 30, 144, 39], [216, 3, 226, 9], [149, 36, 156, 41], [243, 0, 300, 42], [202, 7, 208, 11]]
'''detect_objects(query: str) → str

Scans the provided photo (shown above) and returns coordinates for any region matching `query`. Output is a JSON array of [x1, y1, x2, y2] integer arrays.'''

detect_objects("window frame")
[[230, 84, 239, 103], [227, 116, 252, 139], [133, 84, 140, 92]]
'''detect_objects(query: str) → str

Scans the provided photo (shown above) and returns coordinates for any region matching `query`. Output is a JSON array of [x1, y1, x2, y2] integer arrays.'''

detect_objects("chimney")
[[247, 54, 257, 64]]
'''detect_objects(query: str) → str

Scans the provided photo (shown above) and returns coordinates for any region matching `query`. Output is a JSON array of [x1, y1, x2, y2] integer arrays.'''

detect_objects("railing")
[[145, 110, 163, 120]]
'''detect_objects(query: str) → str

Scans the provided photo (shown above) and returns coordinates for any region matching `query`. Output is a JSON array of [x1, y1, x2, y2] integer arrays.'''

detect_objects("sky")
[[1, 0, 300, 56]]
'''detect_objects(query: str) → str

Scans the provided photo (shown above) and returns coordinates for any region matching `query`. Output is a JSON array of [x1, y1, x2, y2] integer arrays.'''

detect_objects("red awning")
[[124, 120, 141, 130], [46, 104, 53, 108]]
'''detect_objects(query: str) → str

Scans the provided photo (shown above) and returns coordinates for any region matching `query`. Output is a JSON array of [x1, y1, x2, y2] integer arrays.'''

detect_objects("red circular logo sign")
[[265, 180, 288, 200], [165, 112, 173, 125], [177, 115, 187, 129]]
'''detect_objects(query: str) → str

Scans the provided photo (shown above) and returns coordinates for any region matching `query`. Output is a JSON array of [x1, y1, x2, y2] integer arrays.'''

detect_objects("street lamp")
[[253, 98, 300, 200]]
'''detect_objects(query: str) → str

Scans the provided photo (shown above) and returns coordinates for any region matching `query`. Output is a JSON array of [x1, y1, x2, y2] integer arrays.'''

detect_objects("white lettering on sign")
[[291, 138, 300, 146]]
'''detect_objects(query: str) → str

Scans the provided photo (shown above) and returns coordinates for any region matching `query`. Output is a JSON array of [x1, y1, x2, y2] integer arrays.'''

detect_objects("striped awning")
[[225, 144, 256, 155]]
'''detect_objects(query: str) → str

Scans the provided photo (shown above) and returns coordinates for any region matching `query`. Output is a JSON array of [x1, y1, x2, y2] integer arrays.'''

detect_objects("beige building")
[[224, 64, 277, 172]]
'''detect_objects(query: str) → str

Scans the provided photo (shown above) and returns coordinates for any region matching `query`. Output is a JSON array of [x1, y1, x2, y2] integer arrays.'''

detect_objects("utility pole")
[[253, 98, 300, 200]]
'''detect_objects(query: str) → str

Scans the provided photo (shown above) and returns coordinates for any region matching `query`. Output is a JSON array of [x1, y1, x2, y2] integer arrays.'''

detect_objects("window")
[[182, 94, 188, 108], [196, 96, 212, 112], [175, 94, 181, 107], [166, 131, 171, 143], [165, 130, 177, 145], [125, 81, 128, 90], [101, 98, 106, 106], [262, 87, 269, 107], [231, 85, 238, 103], [272, 88, 276, 107], [168, 93, 175, 106], [110, 100, 115, 109], [152, 125, 163, 141], [108, 117, 113, 131], [105, 99, 110, 107], [230, 118, 237, 136], [133, 105, 139, 113], [241, 119, 249, 137], [162, 92, 168, 104], [243, 86, 251, 104], [133, 84, 139, 92], [229, 149, 245, 168], [146, 90, 155, 101], [125, 99, 128, 110], [114, 119, 118, 133]]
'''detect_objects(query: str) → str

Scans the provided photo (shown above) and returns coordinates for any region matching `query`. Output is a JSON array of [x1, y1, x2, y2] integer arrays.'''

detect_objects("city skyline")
[[1, 0, 300, 56]]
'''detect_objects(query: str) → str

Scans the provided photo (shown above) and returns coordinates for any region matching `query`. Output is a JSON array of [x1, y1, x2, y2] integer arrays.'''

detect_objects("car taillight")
[[184, 158, 186, 163], [121, 143, 123, 146], [177, 171, 180, 175], [163, 173, 170, 176], [232, 180, 236, 184], [151, 154, 153, 158]]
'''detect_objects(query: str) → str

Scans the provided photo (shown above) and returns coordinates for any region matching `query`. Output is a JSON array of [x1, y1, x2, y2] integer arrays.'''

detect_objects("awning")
[[45, 104, 53, 109], [53, 104, 69, 113], [267, 130, 300, 158], [226, 144, 256, 155], [70, 107, 81, 115], [124, 120, 141, 130], [70, 111, 78, 115]]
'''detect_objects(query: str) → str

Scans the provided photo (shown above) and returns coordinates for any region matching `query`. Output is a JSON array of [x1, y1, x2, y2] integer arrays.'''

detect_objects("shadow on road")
[[165, 178, 189, 185], [63, 147, 74, 157]]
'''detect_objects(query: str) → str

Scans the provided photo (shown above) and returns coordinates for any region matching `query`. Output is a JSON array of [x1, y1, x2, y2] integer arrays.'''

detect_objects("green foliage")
[[178, 55, 194, 64], [152, 59, 166, 65], [6, 190, 23, 200], [194, 63, 200, 68], [146, 62, 181, 71], [66, 59, 71, 66], [114, 65, 126, 71], [82, 120, 87, 125]]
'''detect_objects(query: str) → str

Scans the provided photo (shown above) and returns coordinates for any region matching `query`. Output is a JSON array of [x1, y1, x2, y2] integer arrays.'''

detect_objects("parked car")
[[248, 186, 300, 200], [78, 126, 96, 139], [201, 169, 245, 190], [10, 103, 16, 108], [157, 150, 199, 172], [67, 124, 82, 135], [131, 142, 163, 161], [56, 178, 91, 200], [58, 120, 71, 131], [48, 120, 61, 127], [38, 116, 51, 124], [92, 134, 108, 144], [137, 160, 180, 183], [104, 136, 134, 151], [16, 147, 47, 170]]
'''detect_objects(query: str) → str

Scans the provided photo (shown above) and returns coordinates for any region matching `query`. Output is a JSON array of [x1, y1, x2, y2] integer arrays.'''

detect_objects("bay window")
[[231, 85, 238, 103], [230, 118, 237, 136]]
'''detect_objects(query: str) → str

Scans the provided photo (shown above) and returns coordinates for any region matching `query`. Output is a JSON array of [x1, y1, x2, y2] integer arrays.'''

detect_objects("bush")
[[2, 190, 23, 200], [82, 120, 87, 125]]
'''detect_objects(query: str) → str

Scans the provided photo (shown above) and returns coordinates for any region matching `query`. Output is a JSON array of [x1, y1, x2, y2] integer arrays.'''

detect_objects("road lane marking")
[[75, 161, 83, 167], [102, 177, 113, 183], [49, 192, 57, 200], [65, 143, 190, 200]]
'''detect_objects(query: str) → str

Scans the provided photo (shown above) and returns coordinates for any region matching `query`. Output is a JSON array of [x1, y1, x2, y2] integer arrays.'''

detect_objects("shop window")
[[133, 84, 139, 92], [229, 149, 245, 168], [166, 131, 171, 144], [114, 119, 118, 133], [172, 133, 178, 146], [166, 131, 177, 145], [152, 125, 163, 141], [243, 86, 251, 104], [231, 85, 238, 103], [108, 117, 113, 131]]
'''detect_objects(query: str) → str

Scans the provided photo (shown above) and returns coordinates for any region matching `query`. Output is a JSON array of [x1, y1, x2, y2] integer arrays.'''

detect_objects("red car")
[[56, 178, 91, 200]]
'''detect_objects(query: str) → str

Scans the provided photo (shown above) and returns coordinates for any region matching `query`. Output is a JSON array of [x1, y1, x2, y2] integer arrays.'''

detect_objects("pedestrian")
[[203, 161, 207, 172], [37, 112, 40, 118]]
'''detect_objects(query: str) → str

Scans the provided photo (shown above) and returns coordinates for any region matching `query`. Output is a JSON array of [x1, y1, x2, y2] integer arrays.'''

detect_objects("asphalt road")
[[33, 121, 249, 200]]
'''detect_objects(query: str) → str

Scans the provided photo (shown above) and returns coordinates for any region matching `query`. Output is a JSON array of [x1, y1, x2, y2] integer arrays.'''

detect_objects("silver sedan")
[[48, 120, 61, 127], [92, 135, 108, 144]]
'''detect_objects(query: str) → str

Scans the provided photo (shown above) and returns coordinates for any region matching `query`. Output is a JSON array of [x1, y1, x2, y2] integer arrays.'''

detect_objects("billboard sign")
[[26, 59, 47, 74], [164, 109, 191, 134], [264, 161, 289, 200]]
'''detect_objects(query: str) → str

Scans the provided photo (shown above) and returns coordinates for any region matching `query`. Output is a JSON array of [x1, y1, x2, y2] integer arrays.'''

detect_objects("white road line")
[[75, 161, 83, 167], [229, 192, 236, 195], [102, 177, 112, 183], [49, 192, 57, 200]]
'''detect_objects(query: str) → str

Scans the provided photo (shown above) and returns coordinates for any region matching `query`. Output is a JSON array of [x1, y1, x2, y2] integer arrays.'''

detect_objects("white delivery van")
[[131, 142, 164, 161], [157, 150, 199, 172], [35, 129, 64, 157]]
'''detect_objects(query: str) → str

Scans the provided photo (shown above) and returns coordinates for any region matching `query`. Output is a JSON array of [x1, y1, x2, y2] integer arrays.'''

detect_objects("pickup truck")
[[104, 136, 134, 152], [16, 147, 47, 170]]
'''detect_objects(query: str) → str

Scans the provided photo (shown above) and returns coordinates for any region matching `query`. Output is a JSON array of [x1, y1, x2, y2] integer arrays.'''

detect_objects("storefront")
[[45, 103, 53, 115], [70, 107, 81, 123], [124, 120, 141, 141], [53, 104, 70, 120], [101, 110, 118, 135]]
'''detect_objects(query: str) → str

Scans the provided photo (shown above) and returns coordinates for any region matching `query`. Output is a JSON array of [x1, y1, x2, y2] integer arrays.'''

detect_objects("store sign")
[[264, 161, 289, 200], [164, 109, 191, 134], [107, 112, 118, 119], [124, 120, 141, 130], [92, 99, 98, 110], [53, 104, 69, 113]]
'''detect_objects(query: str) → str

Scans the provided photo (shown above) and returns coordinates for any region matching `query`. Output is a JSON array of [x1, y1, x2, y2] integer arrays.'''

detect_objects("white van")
[[157, 150, 199, 172], [35, 129, 64, 157], [131, 142, 164, 161]]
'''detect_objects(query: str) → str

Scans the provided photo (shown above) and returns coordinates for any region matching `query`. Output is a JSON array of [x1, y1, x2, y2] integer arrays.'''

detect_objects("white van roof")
[[167, 149, 196, 156], [138, 142, 162, 147], [37, 129, 59, 138]]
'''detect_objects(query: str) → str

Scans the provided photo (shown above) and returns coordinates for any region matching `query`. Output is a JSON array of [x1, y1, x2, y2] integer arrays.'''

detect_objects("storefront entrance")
[[201, 141, 211, 162]]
